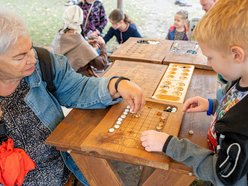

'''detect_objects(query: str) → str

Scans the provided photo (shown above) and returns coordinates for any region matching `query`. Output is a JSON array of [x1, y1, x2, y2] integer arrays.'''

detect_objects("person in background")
[[141, 0, 248, 185], [103, 9, 142, 44], [52, 5, 108, 77], [166, 10, 189, 41], [175, 0, 191, 7], [0, 8, 145, 185], [200, 0, 216, 12], [78, 0, 107, 39]]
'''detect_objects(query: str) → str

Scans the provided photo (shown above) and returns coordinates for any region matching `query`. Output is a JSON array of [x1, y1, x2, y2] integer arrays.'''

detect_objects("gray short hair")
[[0, 8, 29, 54]]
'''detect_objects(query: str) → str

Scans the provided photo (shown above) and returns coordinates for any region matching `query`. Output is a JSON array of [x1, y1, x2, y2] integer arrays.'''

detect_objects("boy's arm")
[[163, 136, 248, 185]]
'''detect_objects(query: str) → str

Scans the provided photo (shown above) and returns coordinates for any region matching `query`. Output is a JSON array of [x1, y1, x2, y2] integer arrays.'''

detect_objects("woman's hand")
[[108, 78, 145, 113]]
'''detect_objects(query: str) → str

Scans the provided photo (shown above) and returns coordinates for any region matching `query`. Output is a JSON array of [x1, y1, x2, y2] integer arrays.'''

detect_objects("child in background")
[[166, 10, 189, 41], [141, 0, 248, 185], [51, 5, 108, 77], [78, 0, 107, 39], [103, 9, 142, 44]]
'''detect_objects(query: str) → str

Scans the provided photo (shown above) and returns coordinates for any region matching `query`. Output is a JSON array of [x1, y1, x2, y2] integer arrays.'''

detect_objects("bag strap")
[[0, 120, 8, 144], [34, 46, 56, 94], [83, 0, 95, 32]]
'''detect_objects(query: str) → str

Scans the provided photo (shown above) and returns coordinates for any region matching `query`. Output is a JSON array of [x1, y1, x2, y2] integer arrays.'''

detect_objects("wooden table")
[[46, 62, 217, 186], [109, 38, 211, 70]]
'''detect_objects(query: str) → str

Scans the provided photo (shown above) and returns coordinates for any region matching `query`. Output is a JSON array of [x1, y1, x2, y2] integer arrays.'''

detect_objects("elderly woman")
[[0, 8, 145, 185], [52, 5, 108, 77]]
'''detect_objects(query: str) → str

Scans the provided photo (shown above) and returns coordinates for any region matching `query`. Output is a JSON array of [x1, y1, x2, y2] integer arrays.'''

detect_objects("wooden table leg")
[[71, 152, 124, 186], [140, 168, 195, 186]]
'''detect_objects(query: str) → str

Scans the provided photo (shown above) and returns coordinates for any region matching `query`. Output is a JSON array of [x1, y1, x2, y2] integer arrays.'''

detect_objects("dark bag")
[[34, 46, 56, 93]]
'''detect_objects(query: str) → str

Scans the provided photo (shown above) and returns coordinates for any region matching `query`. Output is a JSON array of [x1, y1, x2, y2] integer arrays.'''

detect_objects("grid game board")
[[81, 101, 184, 169], [109, 37, 171, 64]]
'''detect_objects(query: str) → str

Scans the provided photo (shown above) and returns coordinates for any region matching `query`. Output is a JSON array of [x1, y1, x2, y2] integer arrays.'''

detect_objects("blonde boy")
[[140, 0, 248, 185]]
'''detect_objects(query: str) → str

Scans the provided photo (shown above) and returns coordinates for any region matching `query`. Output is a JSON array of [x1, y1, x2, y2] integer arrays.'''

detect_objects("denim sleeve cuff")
[[207, 99, 213, 116], [98, 77, 122, 106], [162, 135, 173, 153]]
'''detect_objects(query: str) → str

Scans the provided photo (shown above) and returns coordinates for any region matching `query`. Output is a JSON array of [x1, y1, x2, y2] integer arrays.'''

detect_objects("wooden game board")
[[103, 60, 167, 97], [163, 40, 211, 70], [153, 63, 195, 103], [109, 37, 171, 64], [81, 100, 184, 170]]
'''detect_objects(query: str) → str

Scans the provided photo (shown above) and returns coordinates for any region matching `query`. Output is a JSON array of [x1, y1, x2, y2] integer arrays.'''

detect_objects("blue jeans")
[[61, 152, 89, 186]]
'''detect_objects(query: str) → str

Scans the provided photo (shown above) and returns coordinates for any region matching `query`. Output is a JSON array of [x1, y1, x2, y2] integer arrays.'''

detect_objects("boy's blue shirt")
[[24, 52, 121, 184]]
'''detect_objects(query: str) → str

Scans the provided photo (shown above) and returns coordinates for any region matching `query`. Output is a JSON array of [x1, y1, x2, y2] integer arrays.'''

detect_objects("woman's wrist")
[[108, 76, 130, 98]]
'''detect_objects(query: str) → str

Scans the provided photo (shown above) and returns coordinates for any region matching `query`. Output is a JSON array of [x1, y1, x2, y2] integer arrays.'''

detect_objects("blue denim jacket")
[[24, 52, 121, 185]]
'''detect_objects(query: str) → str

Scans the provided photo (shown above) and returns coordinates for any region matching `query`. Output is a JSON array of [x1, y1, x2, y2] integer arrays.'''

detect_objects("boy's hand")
[[140, 130, 169, 152], [183, 96, 209, 112]]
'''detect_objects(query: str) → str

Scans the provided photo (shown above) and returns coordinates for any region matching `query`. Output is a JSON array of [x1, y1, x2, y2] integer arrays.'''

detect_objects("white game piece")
[[123, 111, 128, 115], [171, 107, 177, 112], [125, 109, 130, 113], [114, 125, 120, 129], [108, 128, 115, 133], [126, 105, 131, 109], [116, 121, 122, 125], [121, 114, 126, 119], [117, 118, 123, 122], [188, 130, 194, 135]]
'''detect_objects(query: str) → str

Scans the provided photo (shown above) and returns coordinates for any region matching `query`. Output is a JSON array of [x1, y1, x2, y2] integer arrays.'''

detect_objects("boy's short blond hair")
[[194, 0, 248, 53]]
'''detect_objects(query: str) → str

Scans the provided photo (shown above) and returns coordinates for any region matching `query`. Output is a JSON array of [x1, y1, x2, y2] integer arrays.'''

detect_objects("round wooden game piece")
[[134, 114, 140, 118], [117, 118, 123, 122], [121, 114, 126, 119], [156, 111, 162, 116], [188, 130, 194, 135], [116, 121, 122, 125], [156, 126, 162, 131], [171, 107, 177, 112], [114, 125, 120, 129], [158, 122, 164, 127], [126, 105, 131, 109], [108, 128, 115, 133]]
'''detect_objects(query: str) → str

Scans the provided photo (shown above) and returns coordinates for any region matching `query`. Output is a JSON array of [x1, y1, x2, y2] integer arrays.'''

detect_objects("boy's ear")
[[230, 46, 245, 63]]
